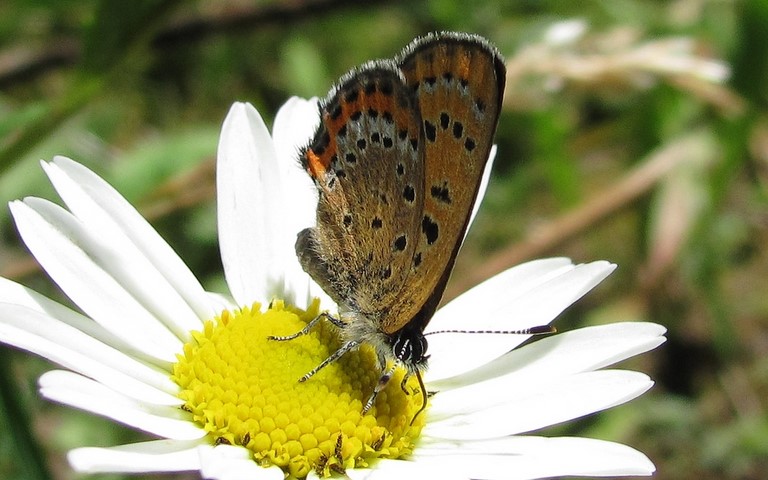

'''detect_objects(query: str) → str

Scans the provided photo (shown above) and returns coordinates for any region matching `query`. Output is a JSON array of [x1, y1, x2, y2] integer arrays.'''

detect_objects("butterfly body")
[[285, 31, 505, 413]]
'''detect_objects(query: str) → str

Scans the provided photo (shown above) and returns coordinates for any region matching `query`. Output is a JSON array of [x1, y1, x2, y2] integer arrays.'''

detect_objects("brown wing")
[[379, 32, 506, 334], [297, 63, 426, 321]]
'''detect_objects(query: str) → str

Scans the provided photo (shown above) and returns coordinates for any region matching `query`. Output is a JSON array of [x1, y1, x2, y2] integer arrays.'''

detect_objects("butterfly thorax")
[[338, 308, 429, 374]]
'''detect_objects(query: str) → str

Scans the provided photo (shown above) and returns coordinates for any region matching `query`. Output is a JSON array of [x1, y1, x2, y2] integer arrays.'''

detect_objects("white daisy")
[[0, 99, 665, 480]]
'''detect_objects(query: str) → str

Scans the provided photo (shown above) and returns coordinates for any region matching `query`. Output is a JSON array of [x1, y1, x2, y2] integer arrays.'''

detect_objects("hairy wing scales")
[[298, 65, 425, 321]]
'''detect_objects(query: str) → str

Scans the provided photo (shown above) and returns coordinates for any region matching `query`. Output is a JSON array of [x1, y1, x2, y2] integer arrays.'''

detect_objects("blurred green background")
[[1, 0, 766, 479]]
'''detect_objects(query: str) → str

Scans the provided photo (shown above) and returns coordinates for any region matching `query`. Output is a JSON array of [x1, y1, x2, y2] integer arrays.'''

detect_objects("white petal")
[[39, 370, 203, 439], [0, 277, 149, 360], [432, 322, 666, 390], [70, 441, 281, 479], [199, 444, 283, 480], [10, 199, 181, 361], [425, 370, 652, 438], [217, 102, 287, 306], [273, 96, 319, 170], [272, 96, 327, 309], [43, 159, 205, 339], [465, 144, 496, 239], [48, 156, 214, 322], [68, 439, 204, 473], [346, 458, 463, 480], [0, 304, 180, 404], [207, 290, 238, 312], [413, 436, 655, 479], [426, 259, 615, 381]]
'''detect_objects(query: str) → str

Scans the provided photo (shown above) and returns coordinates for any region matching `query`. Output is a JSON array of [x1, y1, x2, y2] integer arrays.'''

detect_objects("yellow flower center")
[[172, 299, 426, 479]]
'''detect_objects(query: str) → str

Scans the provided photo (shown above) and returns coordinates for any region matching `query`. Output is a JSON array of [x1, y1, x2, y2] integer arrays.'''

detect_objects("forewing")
[[297, 63, 425, 320]]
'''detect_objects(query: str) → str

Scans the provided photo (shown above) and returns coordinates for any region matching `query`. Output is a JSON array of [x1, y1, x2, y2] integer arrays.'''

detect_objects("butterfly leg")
[[362, 363, 397, 413], [298, 340, 359, 382], [267, 312, 344, 341]]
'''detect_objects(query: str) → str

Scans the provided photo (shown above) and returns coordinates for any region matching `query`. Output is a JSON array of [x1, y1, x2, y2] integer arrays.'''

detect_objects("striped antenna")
[[424, 325, 556, 336]]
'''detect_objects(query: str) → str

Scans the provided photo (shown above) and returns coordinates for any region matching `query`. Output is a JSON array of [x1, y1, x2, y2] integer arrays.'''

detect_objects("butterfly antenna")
[[424, 324, 556, 336]]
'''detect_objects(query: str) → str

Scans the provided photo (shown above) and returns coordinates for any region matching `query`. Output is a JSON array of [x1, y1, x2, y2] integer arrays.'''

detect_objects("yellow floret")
[[172, 299, 426, 479]]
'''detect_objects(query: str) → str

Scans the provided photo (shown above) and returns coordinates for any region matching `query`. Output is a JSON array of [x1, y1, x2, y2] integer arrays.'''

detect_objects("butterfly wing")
[[297, 63, 426, 321], [379, 32, 506, 334]]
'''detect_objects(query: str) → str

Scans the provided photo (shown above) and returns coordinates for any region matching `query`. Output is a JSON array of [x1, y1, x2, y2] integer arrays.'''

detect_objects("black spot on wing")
[[440, 112, 450, 129], [394, 235, 407, 251], [403, 185, 415, 203], [424, 121, 436, 142], [430, 184, 452, 204], [421, 215, 439, 245], [452, 122, 463, 139]]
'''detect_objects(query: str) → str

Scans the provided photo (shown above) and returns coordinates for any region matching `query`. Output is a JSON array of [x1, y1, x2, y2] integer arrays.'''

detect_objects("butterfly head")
[[390, 324, 430, 373]]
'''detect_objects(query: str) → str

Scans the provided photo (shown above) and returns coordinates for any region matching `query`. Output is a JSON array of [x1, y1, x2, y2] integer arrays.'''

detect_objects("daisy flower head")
[[0, 99, 665, 480]]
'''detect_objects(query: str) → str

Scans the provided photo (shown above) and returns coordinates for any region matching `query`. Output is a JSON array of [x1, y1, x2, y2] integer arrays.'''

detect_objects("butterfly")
[[272, 32, 507, 420]]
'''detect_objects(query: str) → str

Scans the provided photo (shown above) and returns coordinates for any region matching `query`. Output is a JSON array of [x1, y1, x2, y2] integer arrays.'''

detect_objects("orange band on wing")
[[306, 148, 328, 179]]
